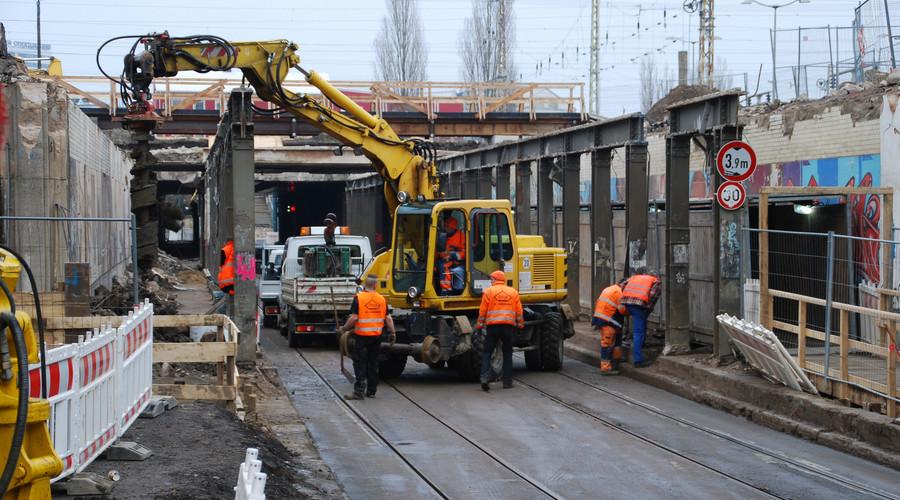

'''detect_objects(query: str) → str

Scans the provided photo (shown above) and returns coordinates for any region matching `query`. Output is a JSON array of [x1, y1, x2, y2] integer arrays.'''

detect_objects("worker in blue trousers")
[[620, 268, 661, 367]]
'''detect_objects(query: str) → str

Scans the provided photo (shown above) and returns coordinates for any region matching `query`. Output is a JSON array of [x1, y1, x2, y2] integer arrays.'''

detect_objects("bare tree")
[[713, 57, 734, 90], [459, 0, 516, 84], [375, 0, 428, 95], [641, 56, 674, 112]]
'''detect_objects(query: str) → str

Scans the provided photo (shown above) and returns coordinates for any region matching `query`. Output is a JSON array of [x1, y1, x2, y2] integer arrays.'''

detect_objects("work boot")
[[600, 369, 620, 376], [633, 360, 653, 368], [481, 382, 490, 392], [502, 381, 514, 389], [366, 392, 376, 398], [343, 392, 364, 400]]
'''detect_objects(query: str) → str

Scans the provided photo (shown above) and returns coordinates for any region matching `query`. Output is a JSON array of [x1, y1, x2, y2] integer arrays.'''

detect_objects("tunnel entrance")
[[272, 181, 347, 243]]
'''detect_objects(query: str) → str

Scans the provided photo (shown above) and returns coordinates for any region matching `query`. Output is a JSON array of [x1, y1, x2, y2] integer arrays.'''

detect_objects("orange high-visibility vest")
[[440, 230, 466, 262], [218, 240, 235, 295], [593, 284, 626, 327], [439, 261, 452, 291], [355, 290, 387, 336], [622, 274, 658, 303], [476, 282, 524, 330]]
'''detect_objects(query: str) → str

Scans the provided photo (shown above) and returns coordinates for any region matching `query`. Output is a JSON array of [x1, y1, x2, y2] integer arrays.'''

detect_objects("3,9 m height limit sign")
[[715, 141, 756, 210]]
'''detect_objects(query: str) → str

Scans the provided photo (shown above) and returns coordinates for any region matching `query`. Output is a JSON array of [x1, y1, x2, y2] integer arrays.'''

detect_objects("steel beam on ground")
[[515, 161, 532, 235], [562, 152, 582, 310], [591, 149, 613, 299], [537, 157, 555, 246], [625, 144, 649, 276]]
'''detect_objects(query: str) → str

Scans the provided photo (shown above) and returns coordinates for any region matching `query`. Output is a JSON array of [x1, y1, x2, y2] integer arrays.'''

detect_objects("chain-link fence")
[[743, 227, 899, 411], [856, 0, 900, 71], [0, 216, 138, 315], [772, 25, 864, 101]]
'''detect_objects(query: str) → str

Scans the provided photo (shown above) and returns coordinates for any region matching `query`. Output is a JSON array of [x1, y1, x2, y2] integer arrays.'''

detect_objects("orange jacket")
[[355, 290, 387, 336], [622, 274, 659, 306], [593, 284, 627, 327], [475, 280, 524, 330], [439, 229, 466, 262], [217, 240, 235, 294]]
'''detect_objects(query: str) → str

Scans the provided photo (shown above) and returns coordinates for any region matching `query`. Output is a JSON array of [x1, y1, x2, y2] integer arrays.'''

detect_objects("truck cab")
[[258, 245, 284, 327]]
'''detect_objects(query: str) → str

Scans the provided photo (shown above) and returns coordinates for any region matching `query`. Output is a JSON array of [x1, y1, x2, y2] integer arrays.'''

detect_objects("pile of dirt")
[[153, 250, 205, 290], [646, 85, 718, 125]]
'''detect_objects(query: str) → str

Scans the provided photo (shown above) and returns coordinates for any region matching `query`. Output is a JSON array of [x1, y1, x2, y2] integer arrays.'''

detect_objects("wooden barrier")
[[45, 314, 241, 406]]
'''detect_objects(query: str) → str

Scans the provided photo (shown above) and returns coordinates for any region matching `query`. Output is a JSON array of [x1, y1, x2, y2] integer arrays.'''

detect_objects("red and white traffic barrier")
[[28, 299, 154, 482]]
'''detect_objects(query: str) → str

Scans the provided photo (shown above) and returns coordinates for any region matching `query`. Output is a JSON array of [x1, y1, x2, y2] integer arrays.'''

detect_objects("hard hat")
[[490, 270, 506, 283], [323, 212, 337, 224]]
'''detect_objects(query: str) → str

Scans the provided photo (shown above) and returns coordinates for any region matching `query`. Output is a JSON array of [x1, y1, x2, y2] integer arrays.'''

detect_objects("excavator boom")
[[111, 32, 439, 214]]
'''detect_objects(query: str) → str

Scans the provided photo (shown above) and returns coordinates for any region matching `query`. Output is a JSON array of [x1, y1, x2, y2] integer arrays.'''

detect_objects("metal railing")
[[43, 76, 587, 121]]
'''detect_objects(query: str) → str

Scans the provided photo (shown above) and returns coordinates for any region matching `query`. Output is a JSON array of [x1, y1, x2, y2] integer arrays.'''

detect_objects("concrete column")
[[496, 163, 511, 201], [665, 135, 691, 353], [228, 89, 258, 362], [591, 148, 613, 300], [562, 152, 581, 310], [625, 144, 649, 276], [515, 161, 532, 234], [537, 157, 555, 245], [713, 127, 742, 358]]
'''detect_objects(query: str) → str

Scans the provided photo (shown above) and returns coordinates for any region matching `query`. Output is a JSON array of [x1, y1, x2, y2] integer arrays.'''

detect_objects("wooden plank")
[[759, 192, 771, 329], [759, 186, 893, 196], [481, 83, 538, 116], [46, 314, 227, 330], [152, 384, 236, 401], [798, 300, 807, 367], [874, 287, 900, 298], [776, 321, 890, 357], [769, 289, 900, 322], [839, 309, 850, 399], [889, 320, 897, 418], [153, 342, 237, 363], [169, 81, 225, 113]]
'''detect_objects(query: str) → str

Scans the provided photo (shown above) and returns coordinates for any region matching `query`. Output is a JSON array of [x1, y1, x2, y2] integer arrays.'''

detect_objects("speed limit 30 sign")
[[717, 181, 746, 211], [716, 141, 757, 181]]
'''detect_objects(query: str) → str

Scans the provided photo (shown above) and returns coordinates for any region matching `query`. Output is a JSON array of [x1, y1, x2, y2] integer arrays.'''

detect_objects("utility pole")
[[590, 0, 600, 115], [36, 0, 42, 69], [497, 0, 508, 82], [698, 0, 715, 86]]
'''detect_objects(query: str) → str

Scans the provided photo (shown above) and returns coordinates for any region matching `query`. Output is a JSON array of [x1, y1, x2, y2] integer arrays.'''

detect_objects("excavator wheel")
[[539, 312, 565, 371]]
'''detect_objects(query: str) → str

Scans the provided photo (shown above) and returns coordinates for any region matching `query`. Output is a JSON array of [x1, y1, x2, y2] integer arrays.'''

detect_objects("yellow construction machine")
[[108, 33, 575, 380]]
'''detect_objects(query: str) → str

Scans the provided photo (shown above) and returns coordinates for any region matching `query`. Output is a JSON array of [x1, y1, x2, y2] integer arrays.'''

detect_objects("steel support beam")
[[624, 144, 649, 276], [562, 152, 582, 310], [712, 124, 742, 358], [664, 135, 692, 354], [228, 89, 258, 362], [537, 157, 555, 246], [591, 149, 613, 300], [515, 161, 532, 234], [496, 164, 511, 201]]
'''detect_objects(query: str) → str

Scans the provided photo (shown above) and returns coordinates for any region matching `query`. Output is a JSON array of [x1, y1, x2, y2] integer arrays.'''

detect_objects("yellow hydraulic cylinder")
[[0, 251, 61, 500]]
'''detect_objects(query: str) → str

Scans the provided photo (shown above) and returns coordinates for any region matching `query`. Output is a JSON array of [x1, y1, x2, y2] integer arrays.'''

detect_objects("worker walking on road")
[[340, 276, 396, 400], [592, 279, 629, 375], [218, 238, 235, 296], [474, 270, 524, 392], [620, 268, 661, 367]]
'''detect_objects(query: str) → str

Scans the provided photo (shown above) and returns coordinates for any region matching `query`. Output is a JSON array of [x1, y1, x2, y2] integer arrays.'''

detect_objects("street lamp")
[[742, 0, 811, 100]]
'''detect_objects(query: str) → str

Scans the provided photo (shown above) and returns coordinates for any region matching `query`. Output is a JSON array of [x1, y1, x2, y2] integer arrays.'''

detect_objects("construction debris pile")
[[92, 250, 201, 316]]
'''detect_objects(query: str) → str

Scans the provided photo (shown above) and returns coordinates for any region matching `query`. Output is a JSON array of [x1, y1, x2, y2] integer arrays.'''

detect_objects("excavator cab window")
[[469, 210, 514, 294], [392, 208, 431, 294], [434, 210, 466, 295]]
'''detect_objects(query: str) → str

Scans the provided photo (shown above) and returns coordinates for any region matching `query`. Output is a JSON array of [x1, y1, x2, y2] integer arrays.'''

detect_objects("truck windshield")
[[392, 211, 431, 293]]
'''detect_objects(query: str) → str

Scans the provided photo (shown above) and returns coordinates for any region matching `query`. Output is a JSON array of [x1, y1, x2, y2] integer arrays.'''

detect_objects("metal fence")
[[856, 0, 900, 71], [743, 227, 899, 413], [0, 216, 138, 312]]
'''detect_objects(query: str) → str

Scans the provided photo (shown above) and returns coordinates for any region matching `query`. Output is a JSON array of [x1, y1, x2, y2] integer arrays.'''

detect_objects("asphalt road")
[[260, 327, 899, 500]]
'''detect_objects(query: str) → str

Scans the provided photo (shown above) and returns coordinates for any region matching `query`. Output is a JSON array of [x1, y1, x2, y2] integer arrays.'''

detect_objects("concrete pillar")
[[713, 127, 742, 358], [496, 163, 511, 201], [562, 152, 581, 310], [515, 161, 532, 234], [591, 148, 613, 300], [537, 157, 555, 245], [228, 89, 258, 362], [665, 135, 691, 353], [625, 144, 649, 276]]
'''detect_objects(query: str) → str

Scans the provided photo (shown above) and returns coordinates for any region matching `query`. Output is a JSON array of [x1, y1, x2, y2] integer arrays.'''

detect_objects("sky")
[[0, 0, 870, 117]]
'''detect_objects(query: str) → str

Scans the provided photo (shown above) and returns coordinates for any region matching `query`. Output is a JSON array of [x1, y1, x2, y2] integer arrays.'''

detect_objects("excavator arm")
[[111, 32, 439, 214]]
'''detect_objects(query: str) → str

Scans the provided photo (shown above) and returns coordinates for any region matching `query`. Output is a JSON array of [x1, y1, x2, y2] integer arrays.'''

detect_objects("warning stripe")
[[28, 358, 76, 399], [80, 343, 114, 386], [78, 425, 116, 464], [122, 389, 151, 428]]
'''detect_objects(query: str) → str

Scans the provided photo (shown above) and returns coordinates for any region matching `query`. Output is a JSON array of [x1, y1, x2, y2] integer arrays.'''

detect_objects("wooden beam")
[[769, 289, 900, 322], [839, 309, 850, 400], [797, 301, 807, 367], [169, 81, 225, 113], [481, 83, 538, 117], [889, 320, 897, 418], [46, 314, 227, 330], [370, 84, 429, 115], [52, 78, 109, 109], [759, 186, 893, 196], [772, 320, 888, 356], [153, 342, 237, 363], [153, 384, 236, 401], [759, 192, 771, 329]]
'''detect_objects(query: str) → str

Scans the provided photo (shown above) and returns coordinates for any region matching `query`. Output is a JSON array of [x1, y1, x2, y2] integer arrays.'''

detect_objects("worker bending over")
[[340, 275, 397, 400], [620, 268, 661, 367], [474, 270, 524, 392], [592, 279, 629, 375]]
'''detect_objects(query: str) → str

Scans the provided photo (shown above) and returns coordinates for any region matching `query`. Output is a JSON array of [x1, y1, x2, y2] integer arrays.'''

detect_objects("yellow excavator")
[[109, 32, 575, 380]]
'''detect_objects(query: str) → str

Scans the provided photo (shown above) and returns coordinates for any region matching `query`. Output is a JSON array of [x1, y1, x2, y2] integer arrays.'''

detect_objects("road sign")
[[716, 141, 757, 181], [716, 181, 746, 211]]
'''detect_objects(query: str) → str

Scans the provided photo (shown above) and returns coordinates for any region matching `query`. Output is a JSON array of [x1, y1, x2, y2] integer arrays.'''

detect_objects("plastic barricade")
[[27, 299, 154, 482], [234, 448, 267, 500]]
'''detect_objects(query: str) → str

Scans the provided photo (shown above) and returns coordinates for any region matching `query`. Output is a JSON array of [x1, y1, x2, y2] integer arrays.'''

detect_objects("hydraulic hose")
[[0, 311, 29, 495], [0, 245, 47, 399]]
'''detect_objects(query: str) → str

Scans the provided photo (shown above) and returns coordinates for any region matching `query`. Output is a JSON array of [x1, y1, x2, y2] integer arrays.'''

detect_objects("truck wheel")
[[524, 330, 542, 371], [379, 353, 407, 379], [287, 311, 302, 348], [540, 312, 565, 371]]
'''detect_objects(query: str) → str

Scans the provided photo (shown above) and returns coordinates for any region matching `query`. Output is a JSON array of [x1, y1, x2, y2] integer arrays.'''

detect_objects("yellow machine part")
[[0, 251, 62, 500]]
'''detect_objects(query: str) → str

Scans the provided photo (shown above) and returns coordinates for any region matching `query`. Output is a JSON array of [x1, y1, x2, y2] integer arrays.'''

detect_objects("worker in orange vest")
[[592, 279, 629, 375], [340, 275, 396, 400], [474, 270, 524, 391], [218, 239, 235, 296], [437, 215, 466, 294], [620, 268, 661, 367]]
